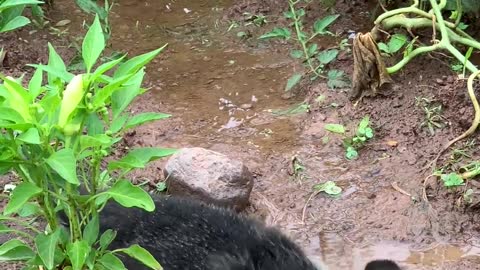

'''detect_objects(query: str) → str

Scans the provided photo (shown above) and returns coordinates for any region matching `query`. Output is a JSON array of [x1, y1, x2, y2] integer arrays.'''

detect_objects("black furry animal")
[[60, 195, 401, 270], [365, 260, 402, 270]]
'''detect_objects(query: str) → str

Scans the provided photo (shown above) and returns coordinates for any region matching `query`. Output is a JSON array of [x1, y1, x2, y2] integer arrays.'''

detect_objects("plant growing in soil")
[[258, 0, 349, 91], [324, 116, 374, 160], [0, 0, 43, 33], [415, 97, 447, 136], [0, 15, 173, 270]]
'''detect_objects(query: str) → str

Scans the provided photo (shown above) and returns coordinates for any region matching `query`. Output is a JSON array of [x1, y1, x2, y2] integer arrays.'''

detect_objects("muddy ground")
[[2, 0, 480, 269]]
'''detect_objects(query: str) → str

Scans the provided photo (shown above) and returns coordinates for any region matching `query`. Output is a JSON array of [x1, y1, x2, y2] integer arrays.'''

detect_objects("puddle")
[[306, 231, 480, 270], [48, 1, 480, 269]]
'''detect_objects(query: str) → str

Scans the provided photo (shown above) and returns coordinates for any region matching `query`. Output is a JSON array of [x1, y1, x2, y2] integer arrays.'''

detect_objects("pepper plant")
[[0, 14, 174, 270]]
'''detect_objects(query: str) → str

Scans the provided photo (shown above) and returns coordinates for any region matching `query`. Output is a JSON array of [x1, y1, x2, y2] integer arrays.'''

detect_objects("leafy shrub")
[[0, 0, 43, 33], [0, 15, 173, 270]]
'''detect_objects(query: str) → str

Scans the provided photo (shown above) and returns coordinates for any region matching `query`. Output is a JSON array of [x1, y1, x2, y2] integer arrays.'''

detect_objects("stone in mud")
[[164, 147, 253, 211]]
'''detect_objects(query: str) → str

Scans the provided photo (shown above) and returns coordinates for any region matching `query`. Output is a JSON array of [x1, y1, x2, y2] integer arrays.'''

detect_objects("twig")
[[302, 190, 321, 223]]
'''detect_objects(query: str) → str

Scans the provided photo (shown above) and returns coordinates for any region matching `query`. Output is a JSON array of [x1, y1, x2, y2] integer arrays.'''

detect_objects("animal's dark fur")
[[59, 194, 401, 270], [365, 260, 402, 270]]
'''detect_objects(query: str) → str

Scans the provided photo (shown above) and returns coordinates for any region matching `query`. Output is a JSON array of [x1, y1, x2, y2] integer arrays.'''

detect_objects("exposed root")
[[425, 71, 480, 170]]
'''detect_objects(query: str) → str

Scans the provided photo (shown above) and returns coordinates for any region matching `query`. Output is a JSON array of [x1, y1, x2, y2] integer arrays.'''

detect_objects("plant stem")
[[288, 0, 319, 76]]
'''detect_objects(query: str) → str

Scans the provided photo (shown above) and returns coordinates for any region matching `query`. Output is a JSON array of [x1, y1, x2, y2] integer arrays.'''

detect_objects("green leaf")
[[0, 107, 25, 124], [99, 230, 116, 251], [365, 127, 373, 139], [387, 34, 407, 54], [125, 112, 171, 130], [114, 45, 167, 78], [345, 146, 358, 160], [83, 216, 99, 246], [18, 202, 41, 217], [46, 149, 79, 185], [74, 0, 108, 19], [99, 253, 126, 270], [377, 42, 390, 54], [47, 42, 69, 84], [314, 181, 342, 195], [258, 27, 291, 40], [307, 44, 318, 57], [327, 69, 350, 89], [105, 180, 155, 211], [4, 182, 42, 216], [79, 134, 113, 151], [92, 73, 135, 109], [28, 64, 75, 83], [324, 124, 345, 134], [289, 49, 303, 59], [17, 128, 41, 144], [313, 14, 339, 34], [109, 114, 128, 134], [358, 116, 370, 130], [317, 49, 339, 64], [28, 68, 44, 99], [35, 230, 60, 270], [117, 244, 162, 270], [108, 147, 177, 172], [0, 16, 30, 32], [87, 113, 104, 135], [66, 240, 90, 270], [441, 173, 464, 187], [91, 55, 126, 82], [0, 0, 42, 11], [285, 73, 302, 92], [82, 15, 105, 72], [111, 71, 144, 118], [0, 239, 35, 261], [1, 76, 32, 122]]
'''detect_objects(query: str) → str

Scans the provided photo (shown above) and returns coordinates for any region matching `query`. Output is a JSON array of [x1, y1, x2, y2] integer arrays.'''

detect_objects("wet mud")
[[2, 0, 480, 269]]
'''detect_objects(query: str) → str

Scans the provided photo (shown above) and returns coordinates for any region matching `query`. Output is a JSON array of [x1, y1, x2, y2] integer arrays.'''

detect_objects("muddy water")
[[51, 0, 480, 269]]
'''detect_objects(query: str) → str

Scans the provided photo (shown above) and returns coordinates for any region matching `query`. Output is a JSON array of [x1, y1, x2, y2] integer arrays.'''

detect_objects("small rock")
[[164, 147, 254, 211], [240, 103, 253, 110], [435, 78, 445, 85]]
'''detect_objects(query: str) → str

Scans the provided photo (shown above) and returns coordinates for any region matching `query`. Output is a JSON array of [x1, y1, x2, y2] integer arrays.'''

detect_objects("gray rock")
[[164, 147, 254, 211]]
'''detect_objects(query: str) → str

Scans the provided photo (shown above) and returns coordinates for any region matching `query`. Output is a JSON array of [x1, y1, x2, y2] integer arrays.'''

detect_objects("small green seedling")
[[324, 116, 374, 160], [313, 181, 342, 196], [415, 97, 447, 136], [258, 0, 349, 91], [440, 173, 464, 188], [243, 12, 267, 27]]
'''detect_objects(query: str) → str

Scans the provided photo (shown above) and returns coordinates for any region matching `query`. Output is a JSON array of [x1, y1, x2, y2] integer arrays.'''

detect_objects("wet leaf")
[[285, 73, 302, 92], [324, 124, 345, 134]]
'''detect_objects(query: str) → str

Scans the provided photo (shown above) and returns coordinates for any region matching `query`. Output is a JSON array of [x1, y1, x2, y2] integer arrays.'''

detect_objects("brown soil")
[[2, 0, 480, 269]]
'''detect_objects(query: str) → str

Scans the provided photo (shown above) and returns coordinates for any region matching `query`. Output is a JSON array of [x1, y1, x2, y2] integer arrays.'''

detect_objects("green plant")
[[324, 116, 374, 160], [0, 0, 43, 33], [243, 12, 268, 27], [377, 33, 408, 56], [313, 181, 342, 196], [258, 0, 349, 90], [0, 15, 173, 270], [415, 97, 447, 136]]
